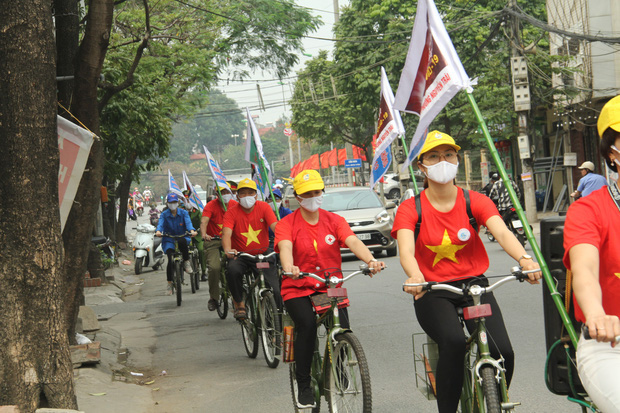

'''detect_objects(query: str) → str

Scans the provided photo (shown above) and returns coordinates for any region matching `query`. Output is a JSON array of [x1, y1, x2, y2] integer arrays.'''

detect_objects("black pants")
[[285, 295, 350, 389], [414, 277, 514, 413], [226, 255, 282, 308], [164, 238, 189, 282]]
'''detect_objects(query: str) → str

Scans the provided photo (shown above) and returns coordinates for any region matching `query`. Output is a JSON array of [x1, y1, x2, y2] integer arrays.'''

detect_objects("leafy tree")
[[170, 90, 245, 161], [290, 0, 556, 158]]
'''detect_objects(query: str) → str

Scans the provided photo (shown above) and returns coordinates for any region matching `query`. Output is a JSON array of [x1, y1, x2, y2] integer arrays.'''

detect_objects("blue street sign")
[[344, 158, 362, 168]]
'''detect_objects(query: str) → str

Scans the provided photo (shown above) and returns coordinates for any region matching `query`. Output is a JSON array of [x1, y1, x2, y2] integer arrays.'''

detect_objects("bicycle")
[[207, 236, 231, 320], [160, 232, 193, 307], [189, 240, 201, 294], [234, 251, 282, 369], [284, 264, 374, 413], [404, 267, 539, 413]]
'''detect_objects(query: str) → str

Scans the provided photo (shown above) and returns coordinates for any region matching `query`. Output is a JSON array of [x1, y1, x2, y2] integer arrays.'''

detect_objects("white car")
[[376, 172, 425, 200]]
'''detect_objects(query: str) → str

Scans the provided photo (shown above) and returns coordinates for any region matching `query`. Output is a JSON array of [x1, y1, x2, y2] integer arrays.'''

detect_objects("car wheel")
[[388, 188, 400, 199]]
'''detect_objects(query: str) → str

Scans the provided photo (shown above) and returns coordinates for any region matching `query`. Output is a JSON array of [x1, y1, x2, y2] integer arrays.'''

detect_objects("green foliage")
[[289, 0, 557, 154]]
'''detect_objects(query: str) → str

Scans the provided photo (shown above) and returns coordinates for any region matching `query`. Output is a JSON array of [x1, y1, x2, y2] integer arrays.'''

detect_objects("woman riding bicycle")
[[275, 169, 385, 409], [564, 95, 620, 413], [392, 131, 540, 413], [155, 193, 197, 295]]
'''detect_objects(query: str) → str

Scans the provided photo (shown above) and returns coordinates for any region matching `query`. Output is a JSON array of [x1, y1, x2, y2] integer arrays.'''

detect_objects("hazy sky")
[[214, 0, 350, 126]]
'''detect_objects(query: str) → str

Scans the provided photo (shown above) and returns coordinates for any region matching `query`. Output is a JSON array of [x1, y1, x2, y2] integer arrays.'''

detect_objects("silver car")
[[323, 187, 398, 257]]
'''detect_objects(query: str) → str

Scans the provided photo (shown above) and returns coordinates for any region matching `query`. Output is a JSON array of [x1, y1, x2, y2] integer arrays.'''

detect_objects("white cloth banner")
[[393, 0, 471, 171], [57, 116, 94, 231]]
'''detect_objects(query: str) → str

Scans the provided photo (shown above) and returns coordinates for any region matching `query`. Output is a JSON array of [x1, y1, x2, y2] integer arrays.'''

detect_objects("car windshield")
[[323, 190, 383, 211]]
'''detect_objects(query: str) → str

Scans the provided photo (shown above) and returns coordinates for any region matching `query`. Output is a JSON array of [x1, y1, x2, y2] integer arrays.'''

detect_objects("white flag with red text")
[[393, 0, 471, 170], [370, 67, 406, 189]]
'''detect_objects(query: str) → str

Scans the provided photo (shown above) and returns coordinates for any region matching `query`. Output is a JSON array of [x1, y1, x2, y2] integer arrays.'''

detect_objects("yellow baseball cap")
[[293, 170, 325, 194], [597, 95, 620, 138], [418, 130, 461, 157], [237, 178, 257, 191]]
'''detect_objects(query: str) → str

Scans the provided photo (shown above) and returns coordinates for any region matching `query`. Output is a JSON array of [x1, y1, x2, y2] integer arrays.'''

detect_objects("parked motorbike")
[[92, 236, 116, 269], [133, 223, 165, 275]]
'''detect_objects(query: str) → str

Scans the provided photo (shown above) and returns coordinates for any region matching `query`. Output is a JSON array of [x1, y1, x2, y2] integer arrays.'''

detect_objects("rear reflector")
[[463, 303, 492, 320]]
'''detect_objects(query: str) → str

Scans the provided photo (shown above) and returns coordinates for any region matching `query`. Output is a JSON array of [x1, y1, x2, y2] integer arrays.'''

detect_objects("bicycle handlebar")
[[582, 326, 620, 342], [234, 251, 278, 261], [159, 232, 194, 238], [283, 263, 376, 287], [402, 267, 540, 296]]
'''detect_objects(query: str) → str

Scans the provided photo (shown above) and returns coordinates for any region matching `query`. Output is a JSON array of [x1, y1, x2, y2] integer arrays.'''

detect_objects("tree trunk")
[[62, 0, 114, 345], [54, 0, 79, 119], [0, 1, 77, 410], [115, 153, 139, 244]]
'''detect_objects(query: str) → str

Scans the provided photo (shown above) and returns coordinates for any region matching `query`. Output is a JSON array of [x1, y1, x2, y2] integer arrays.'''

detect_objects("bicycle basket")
[[310, 292, 349, 315], [412, 332, 438, 400]]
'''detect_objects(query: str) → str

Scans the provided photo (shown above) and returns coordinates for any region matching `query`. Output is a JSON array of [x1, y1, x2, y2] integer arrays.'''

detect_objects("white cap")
[[578, 161, 595, 171]]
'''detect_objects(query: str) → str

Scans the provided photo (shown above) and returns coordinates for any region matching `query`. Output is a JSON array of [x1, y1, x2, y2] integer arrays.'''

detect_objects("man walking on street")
[[570, 161, 608, 199]]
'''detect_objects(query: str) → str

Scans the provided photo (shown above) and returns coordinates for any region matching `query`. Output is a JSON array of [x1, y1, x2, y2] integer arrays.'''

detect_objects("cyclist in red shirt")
[[564, 95, 620, 413], [200, 184, 237, 311], [275, 169, 385, 409], [393, 131, 540, 413], [222, 178, 278, 320]]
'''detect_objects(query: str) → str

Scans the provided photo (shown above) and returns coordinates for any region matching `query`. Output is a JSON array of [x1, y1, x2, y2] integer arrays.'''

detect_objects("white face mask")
[[221, 194, 233, 204], [424, 161, 459, 184], [270, 201, 282, 213], [232, 194, 238, 201], [167, 202, 178, 211], [239, 195, 256, 209], [299, 194, 323, 212]]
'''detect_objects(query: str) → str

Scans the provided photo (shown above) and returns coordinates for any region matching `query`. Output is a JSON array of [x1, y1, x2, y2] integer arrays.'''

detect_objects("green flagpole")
[[399, 134, 420, 195], [216, 185, 227, 212], [466, 91, 579, 348]]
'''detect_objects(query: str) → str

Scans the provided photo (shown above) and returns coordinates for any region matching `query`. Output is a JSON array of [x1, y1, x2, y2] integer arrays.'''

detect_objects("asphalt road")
[[101, 216, 578, 412]]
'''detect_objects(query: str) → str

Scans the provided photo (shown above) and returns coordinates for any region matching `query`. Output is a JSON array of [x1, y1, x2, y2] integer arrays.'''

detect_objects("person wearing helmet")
[[155, 193, 197, 295], [201, 184, 237, 310], [564, 95, 620, 413], [481, 172, 499, 198], [275, 170, 385, 409], [570, 161, 608, 199], [222, 178, 279, 320], [393, 131, 541, 413]]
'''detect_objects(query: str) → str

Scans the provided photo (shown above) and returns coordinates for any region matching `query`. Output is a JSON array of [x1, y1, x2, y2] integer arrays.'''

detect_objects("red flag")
[[393, 0, 471, 169], [353, 145, 367, 161], [320, 151, 331, 169], [326, 148, 338, 167], [306, 154, 319, 170], [338, 149, 347, 166]]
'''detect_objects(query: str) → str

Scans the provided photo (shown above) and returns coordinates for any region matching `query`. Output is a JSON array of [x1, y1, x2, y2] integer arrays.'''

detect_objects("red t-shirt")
[[201, 199, 237, 237], [275, 209, 355, 301], [391, 188, 499, 282], [563, 187, 620, 322], [222, 200, 277, 253]]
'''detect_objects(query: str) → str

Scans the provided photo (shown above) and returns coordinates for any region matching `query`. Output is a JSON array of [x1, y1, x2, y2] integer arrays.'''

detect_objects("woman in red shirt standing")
[[275, 169, 385, 409], [392, 131, 540, 413]]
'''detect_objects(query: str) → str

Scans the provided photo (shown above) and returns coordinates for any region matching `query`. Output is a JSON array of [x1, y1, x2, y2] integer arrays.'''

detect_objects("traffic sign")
[[283, 128, 293, 136], [344, 159, 362, 168]]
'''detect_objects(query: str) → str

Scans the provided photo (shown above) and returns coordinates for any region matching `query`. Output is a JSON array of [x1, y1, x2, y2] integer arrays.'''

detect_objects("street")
[[82, 218, 577, 412]]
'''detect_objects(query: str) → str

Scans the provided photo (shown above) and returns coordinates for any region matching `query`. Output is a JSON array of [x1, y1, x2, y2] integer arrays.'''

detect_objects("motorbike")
[[133, 223, 165, 275], [504, 207, 527, 246], [136, 200, 144, 217], [149, 209, 159, 227], [92, 236, 116, 269]]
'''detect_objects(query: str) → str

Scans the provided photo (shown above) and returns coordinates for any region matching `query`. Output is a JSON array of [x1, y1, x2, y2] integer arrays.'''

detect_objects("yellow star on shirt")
[[217, 224, 223, 229], [426, 229, 466, 267], [241, 224, 262, 246], [615, 273, 620, 279]]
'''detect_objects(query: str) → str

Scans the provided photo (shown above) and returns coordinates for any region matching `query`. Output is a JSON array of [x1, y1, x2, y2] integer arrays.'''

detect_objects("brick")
[[83, 278, 101, 288], [70, 341, 101, 366], [0, 407, 20, 413]]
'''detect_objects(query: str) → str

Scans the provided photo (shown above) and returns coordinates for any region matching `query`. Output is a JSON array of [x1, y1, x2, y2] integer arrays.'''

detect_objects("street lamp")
[[231, 134, 239, 146]]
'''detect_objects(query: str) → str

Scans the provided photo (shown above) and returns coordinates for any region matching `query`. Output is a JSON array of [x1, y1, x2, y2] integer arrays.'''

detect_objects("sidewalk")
[[73, 260, 154, 413]]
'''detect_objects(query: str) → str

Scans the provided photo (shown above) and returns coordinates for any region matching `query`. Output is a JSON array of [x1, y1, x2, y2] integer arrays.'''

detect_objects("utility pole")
[[509, 0, 538, 223]]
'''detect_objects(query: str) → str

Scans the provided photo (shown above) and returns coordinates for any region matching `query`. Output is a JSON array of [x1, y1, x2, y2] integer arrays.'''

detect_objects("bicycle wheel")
[[260, 291, 281, 368], [175, 260, 182, 306], [325, 332, 371, 413], [217, 291, 229, 319], [193, 251, 200, 291], [289, 362, 321, 413], [241, 281, 259, 358], [479, 366, 501, 413]]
